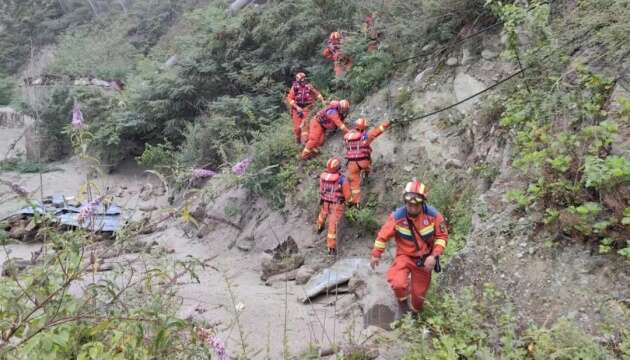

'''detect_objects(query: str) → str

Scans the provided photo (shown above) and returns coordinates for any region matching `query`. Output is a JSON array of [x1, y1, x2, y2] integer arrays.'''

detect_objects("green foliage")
[[243, 122, 300, 209], [0, 158, 51, 173], [136, 141, 177, 173], [345, 194, 380, 233], [399, 285, 614, 359], [0, 72, 15, 105], [525, 320, 610, 360], [584, 155, 630, 190], [23, 86, 74, 161], [382, 0, 492, 63], [49, 25, 141, 79], [0, 0, 66, 73], [348, 51, 394, 103], [0, 227, 207, 359], [496, 12, 629, 256]]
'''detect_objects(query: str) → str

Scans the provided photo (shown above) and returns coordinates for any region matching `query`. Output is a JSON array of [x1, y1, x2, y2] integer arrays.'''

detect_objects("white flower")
[[235, 302, 245, 313]]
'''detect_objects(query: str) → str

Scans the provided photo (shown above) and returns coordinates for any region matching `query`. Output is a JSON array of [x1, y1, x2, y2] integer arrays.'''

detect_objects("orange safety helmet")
[[329, 31, 341, 41], [295, 72, 306, 82], [403, 178, 428, 205], [354, 117, 368, 130], [339, 99, 350, 114], [326, 157, 341, 173]]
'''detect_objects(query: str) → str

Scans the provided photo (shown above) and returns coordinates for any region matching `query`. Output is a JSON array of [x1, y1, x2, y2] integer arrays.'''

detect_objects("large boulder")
[[351, 268, 400, 330]]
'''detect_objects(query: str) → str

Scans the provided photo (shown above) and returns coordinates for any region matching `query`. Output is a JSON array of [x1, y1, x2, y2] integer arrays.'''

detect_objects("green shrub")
[[345, 194, 381, 233], [243, 122, 300, 209], [399, 285, 614, 359], [0, 72, 14, 105], [23, 86, 74, 161], [136, 141, 177, 173], [49, 25, 141, 79], [0, 158, 50, 173], [495, 10, 630, 256], [525, 320, 610, 360]]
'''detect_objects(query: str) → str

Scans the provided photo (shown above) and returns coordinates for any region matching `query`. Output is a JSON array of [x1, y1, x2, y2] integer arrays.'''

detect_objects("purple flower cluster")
[[192, 168, 217, 179], [71, 103, 85, 129], [208, 335, 228, 360], [77, 196, 102, 224], [232, 158, 252, 176]]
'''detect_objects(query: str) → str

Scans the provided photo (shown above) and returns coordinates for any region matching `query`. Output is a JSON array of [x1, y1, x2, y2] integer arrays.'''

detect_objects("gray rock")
[[301, 258, 369, 302], [74, 78, 90, 86], [462, 47, 475, 65], [261, 254, 304, 281], [139, 205, 158, 212], [446, 57, 458, 66], [295, 266, 315, 285], [481, 49, 498, 60], [445, 158, 463, 169], [414, 67, 433, 87], [237, 237, 255, 252], [164, 55, 178, 68], [453, 72, 486, 113], [422, 42, 436, 52]]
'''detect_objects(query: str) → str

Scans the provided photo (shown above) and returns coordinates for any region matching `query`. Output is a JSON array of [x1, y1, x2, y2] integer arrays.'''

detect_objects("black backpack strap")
[[407, 214, 441, 272]]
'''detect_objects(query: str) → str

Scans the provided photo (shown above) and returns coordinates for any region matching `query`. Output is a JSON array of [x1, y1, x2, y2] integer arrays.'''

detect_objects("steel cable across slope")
[[390, 26, 595, 126]]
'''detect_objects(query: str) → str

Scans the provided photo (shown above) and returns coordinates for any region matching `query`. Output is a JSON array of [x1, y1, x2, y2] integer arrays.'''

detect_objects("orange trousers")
[[387, 255, 432, 312], [334, 58, 352, 77], [317, 201, 345, 250], [346, 159, 371, 204], [302, 120, 328, 160], [290, 106, 312, 144]]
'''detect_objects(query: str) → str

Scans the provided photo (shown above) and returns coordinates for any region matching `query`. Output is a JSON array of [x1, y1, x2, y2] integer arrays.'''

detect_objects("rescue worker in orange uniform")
[[322, 31, 352, 77], [317, 157, 351, 256], [286, 72, 326, 144], [301, 99, 350, 160], [344, 118, 391, 204], [370, 179, 448, 316]]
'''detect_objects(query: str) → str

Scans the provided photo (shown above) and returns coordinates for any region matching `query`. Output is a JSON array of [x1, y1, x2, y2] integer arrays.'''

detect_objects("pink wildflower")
[[208, 335, 228, 360], [232, 158, 252, 176], [77, 196, 102, 224], [197, 327, 228, 360], [72, 103, 85, 129]]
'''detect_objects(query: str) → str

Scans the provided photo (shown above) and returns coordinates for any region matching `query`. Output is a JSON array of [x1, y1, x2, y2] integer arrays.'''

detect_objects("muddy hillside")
[[0, 0, 628, 359]]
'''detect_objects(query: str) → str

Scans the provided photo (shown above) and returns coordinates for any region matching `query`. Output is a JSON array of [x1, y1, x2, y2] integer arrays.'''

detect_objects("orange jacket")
[[286, 82, 322, 108], [315, 105, 348, 132], [372, 205, 448, 258]]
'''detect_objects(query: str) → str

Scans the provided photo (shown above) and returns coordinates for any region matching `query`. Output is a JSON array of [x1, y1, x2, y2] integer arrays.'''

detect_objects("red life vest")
[[327, 39, 341, 55], [320, 172, 343, 203], [291, 81, 313, 107], [344, 130, 371, 160]]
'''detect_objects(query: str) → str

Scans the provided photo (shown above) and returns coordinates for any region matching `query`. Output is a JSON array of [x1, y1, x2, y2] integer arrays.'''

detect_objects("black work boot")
[[327, 247, 337, 257], [398, 300, 410, 319]]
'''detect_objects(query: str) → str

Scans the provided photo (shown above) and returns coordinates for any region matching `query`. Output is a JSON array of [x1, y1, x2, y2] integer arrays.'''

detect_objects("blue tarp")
[[13, 200, 123, 233]]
